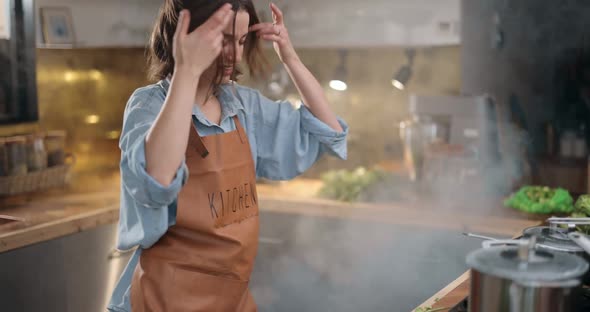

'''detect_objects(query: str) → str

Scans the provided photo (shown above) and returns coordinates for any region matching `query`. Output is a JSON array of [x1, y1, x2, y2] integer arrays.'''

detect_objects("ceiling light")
[[391, 49, 416, 91], [330, 50, 348, 92], [267, 64, 290, 97], [329, 80, 348, 91], [392, 65, 412, 90]]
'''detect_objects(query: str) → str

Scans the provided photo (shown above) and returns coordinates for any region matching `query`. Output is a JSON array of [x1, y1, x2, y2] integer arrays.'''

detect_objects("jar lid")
[[467, 244, 588, 282], [523, 226, 584, 253], [4, 136, 26, 144]]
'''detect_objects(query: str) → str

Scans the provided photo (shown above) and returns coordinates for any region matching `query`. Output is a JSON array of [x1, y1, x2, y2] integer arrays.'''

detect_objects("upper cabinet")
[[36, 0, 461, 49], [0, 0, 37, 124], [253, 0, 461, 48], [35, 0, 161, 48]]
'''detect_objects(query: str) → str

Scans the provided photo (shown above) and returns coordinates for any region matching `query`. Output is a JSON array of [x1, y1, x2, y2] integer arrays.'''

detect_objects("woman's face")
[[204, 10, 250, 84]]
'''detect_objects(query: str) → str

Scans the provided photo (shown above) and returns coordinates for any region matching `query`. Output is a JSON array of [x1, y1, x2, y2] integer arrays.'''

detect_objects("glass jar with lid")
[[25, 133, 48, 172], [4, 136, 28, 176], [44, 130, 66, 167]]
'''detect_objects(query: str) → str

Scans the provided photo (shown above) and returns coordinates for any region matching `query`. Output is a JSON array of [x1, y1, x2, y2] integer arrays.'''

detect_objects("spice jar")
[[0, 138, 7, 176], [25, 134, 48, 172], [45, 130, 66, 167], [4, 136, 28, 176]]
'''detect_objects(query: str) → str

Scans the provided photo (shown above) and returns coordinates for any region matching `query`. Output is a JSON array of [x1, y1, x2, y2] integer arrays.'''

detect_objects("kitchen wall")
[[461, 0, 590, 155], [262, 47, 461, 176], [0, 45, 460, 177], [461, 0, 590, 192]]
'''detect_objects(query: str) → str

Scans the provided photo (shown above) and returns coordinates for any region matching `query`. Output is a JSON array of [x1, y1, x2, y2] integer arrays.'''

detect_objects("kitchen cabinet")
[[35, 0, 162, 48], [0, 222, 133, 312], [252, 0, 461, 48], [34, 0, 461, 49], [0, 0, 38, 124]]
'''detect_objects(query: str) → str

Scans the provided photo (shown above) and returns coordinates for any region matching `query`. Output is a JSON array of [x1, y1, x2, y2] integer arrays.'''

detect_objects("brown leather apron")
[[130, 115, 259, 312]]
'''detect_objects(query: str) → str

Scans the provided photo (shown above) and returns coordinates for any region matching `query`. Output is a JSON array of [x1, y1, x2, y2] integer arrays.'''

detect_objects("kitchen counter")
[[0, 172, 544, 250], [0, 170, 121, 253], [0, 171, 546, 311]]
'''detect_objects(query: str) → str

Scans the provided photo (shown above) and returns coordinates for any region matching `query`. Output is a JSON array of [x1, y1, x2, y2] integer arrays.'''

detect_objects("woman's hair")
[[147, 0, 267, 93]]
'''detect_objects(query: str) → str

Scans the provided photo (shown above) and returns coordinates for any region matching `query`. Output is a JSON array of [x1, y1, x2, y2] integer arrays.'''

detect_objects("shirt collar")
[[160, 78, 244, 126]]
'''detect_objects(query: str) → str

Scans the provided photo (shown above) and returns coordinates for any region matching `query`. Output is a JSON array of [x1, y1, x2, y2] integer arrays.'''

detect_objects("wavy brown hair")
[[147, 0, 267, 94]]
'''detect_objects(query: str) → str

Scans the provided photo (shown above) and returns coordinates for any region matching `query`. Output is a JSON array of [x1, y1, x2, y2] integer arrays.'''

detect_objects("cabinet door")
[[61, 223, 119, 312], [0, 222, 133, 312], [0, 238, 68, 312]]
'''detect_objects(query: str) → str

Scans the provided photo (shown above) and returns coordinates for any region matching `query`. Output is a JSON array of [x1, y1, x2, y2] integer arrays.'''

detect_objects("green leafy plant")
[[318, 167, 386, 202], [414, 298, 449, 312], [566, 195, 590, 234], [504, 186, 574, 214], [415, 308, 449, 312]]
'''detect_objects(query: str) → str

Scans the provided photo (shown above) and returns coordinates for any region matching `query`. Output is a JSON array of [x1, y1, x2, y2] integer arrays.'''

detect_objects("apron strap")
[[191, 116, 209, 158], [232, 116, 247, 144]]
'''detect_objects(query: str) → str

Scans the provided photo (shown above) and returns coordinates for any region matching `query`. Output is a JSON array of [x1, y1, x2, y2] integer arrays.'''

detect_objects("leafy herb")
[[566, 195, 590, 234], [414, 298, 450, 312], [504, 186, 574, 214], [317, 167, 386, 202], [415, 306, 450, 312]]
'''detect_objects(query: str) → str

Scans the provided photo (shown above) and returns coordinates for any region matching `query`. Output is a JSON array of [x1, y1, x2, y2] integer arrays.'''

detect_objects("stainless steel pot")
[[466, 237, 588, 312], [523, 217, 590, 284]]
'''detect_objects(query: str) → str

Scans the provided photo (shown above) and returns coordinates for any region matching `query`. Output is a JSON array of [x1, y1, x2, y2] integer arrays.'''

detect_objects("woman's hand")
[[249, 3, 298, 64], [173, 4, 233, 79]]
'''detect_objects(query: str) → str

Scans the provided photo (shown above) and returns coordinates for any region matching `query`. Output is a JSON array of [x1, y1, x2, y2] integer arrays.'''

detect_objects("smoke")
[[250, 210, 486, 311], [248, 97, 531, 311]]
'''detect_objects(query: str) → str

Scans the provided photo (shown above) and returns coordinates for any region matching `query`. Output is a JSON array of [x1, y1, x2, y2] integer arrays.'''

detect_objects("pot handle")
[[568, 232, 590, 255], [482, 239, 523, 249], [483, 237, 538, 261], [548, 217, 590, 232]]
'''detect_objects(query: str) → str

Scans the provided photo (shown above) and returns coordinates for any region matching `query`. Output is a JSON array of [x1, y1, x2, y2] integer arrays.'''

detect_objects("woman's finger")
[[270, 3, 284, 25], [174, 10, 190, 41], [256, 25, 283, 37], [249, 23, 274, 32], [262, 34, 281, 42], [200, 3, 233, 33]]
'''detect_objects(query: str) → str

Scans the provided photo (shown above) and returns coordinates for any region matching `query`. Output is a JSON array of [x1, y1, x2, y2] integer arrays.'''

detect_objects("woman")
[[108, 0, 347, 311]]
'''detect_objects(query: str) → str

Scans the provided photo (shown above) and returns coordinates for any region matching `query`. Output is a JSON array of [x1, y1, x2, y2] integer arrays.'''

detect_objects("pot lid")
[[467, 244, 588, 282], [523, 226, 584, 253]]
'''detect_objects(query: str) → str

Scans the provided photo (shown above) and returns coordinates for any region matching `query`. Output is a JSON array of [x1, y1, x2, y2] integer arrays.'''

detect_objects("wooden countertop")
[[0, 170, 120, 253]]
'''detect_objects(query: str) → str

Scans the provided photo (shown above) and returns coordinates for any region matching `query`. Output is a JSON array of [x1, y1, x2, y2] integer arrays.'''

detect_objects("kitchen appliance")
[[407, 94, 499, 159], [398, 115, 440, 181], [0, 0, 38, 124], [400, 94, 501, 194], [466, 237, 588, 312]]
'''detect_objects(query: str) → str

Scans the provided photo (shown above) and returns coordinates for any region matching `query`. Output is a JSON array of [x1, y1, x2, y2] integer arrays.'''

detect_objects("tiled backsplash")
[[1, 46, 460, 177]]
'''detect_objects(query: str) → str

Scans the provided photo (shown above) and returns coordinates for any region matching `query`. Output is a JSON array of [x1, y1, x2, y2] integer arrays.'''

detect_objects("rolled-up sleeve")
[[251, 90, 348, 180], [117, 87, 187, 250]]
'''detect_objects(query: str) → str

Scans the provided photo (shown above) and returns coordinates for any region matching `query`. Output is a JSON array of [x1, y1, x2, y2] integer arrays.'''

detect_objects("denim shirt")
[[107, 79, 348, 312]]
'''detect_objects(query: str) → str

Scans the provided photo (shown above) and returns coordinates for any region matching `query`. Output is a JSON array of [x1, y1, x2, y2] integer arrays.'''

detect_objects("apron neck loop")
[[191, 116, 210, 158], [233, 116, 247, 144]]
